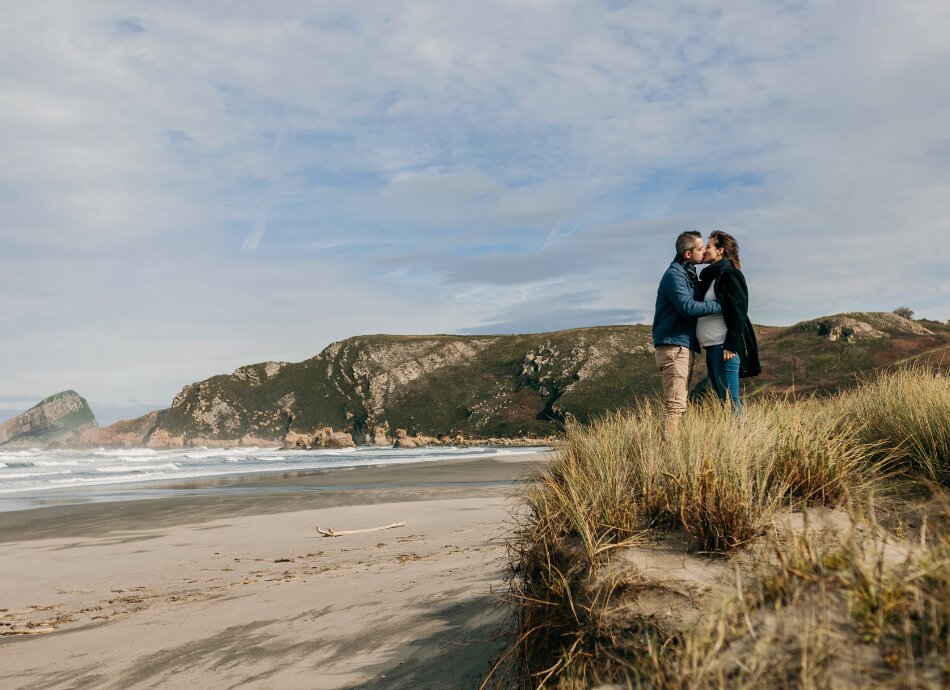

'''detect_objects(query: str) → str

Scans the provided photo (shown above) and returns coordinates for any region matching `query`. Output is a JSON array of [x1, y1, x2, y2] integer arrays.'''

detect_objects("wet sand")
[[0, 453, 548, 689]]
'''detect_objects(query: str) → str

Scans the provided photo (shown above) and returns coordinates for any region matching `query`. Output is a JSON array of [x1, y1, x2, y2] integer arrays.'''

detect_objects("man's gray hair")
[[675, 230, 702, 258]]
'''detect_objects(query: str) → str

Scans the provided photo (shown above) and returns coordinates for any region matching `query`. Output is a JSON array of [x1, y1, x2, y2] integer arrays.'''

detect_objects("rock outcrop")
[[0, 391, 97, 448], [790, 312, 934, 342], [282, 427, 357, 450], [392, 428, 440, 449]]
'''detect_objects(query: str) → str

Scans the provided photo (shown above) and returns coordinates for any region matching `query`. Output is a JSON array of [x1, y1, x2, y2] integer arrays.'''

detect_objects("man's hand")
[[723, 349, 736, 361]]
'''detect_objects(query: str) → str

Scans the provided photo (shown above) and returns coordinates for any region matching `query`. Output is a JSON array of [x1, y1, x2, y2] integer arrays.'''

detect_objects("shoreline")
[[0, 452, 548, 688], [0, 445, 552, 513], [0, 453, 550, 540]]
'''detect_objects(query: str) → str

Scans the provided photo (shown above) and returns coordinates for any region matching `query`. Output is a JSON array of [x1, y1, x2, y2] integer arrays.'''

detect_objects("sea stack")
[[0, 390, 97, 448]]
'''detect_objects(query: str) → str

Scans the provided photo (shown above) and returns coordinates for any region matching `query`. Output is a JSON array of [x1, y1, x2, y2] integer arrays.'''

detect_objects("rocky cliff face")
[[75, 313, 950, 449], [0, 391, 97, 448]]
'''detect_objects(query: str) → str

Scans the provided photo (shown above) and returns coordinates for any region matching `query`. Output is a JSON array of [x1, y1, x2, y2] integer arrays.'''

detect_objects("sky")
[[2, 1, 949, 424]]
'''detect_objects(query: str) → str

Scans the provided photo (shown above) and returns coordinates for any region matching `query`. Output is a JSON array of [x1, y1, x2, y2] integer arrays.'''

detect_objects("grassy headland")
[[496, 365, 950, 689]]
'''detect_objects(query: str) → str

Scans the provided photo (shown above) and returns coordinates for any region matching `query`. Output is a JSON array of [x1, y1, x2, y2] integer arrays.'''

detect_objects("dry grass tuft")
[[653, 397, 869, 551], [842, 366, 950, 484]]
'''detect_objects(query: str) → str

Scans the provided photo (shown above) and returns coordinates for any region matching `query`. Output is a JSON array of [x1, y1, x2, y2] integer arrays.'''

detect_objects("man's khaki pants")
[[654, 345, 694, 432]]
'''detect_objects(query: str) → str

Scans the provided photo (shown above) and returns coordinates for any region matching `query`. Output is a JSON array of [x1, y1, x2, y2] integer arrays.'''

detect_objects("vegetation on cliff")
[[495, 366, 950, 688]]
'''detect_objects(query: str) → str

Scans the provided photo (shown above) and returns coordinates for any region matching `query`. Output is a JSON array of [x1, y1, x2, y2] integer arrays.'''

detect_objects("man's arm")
[[659, 271, 722, 317]]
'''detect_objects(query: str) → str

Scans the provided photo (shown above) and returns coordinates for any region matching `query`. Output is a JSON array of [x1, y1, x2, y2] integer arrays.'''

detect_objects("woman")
[[694, 230, 761, 413]]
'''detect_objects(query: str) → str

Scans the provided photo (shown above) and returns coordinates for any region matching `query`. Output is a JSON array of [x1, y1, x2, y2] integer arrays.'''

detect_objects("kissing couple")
[[652, 230, 761, 432]]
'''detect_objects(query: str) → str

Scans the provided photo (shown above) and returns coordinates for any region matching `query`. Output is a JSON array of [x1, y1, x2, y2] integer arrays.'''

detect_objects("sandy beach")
[[0, 452, 547, 689]]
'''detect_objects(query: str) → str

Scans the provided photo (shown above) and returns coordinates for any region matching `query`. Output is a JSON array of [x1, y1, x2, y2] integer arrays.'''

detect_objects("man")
[[652, 231, 722, 430]]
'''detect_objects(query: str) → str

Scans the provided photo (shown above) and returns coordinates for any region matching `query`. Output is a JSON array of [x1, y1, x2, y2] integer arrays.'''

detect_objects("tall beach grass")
[[501, 367, 950, 687], [841, 366, 950, 485], [518, 395, 871, 559]]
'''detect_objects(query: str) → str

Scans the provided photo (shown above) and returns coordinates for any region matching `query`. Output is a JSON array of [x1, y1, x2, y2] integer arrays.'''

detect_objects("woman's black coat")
[[696, 259, 761, 378]]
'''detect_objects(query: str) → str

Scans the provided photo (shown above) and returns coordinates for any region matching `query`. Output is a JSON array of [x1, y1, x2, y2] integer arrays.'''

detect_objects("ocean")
[[0, 445, 545, 506]]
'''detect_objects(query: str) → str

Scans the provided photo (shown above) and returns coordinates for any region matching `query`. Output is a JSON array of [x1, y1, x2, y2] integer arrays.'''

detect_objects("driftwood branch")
[[52, 585, 94, 594], [315, 522, 405, 538]]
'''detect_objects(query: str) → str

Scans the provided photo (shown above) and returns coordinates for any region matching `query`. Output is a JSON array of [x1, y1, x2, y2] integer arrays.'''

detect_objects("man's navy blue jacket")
[[652, 258, 722, 352]]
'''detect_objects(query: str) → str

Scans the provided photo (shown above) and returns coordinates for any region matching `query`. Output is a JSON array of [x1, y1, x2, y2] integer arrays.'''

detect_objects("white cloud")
[[1, 0, 949, 409]]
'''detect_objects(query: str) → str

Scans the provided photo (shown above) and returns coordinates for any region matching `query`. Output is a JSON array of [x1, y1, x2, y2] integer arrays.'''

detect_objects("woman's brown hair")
[[710, 230, 741, 269]]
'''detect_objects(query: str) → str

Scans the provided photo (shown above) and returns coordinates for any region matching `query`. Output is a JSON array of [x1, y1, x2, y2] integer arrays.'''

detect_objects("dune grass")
[[498, 367, 950, 688], [841, 366, 950, 485], [519, 395, 871, 560]]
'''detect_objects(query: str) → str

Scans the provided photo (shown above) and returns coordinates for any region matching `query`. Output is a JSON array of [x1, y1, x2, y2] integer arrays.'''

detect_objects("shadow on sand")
[[341, 590, 513, 690]]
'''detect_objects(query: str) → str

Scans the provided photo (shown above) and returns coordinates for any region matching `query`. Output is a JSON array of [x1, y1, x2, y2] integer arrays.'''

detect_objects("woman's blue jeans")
[[705, 345, 744, 414]]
